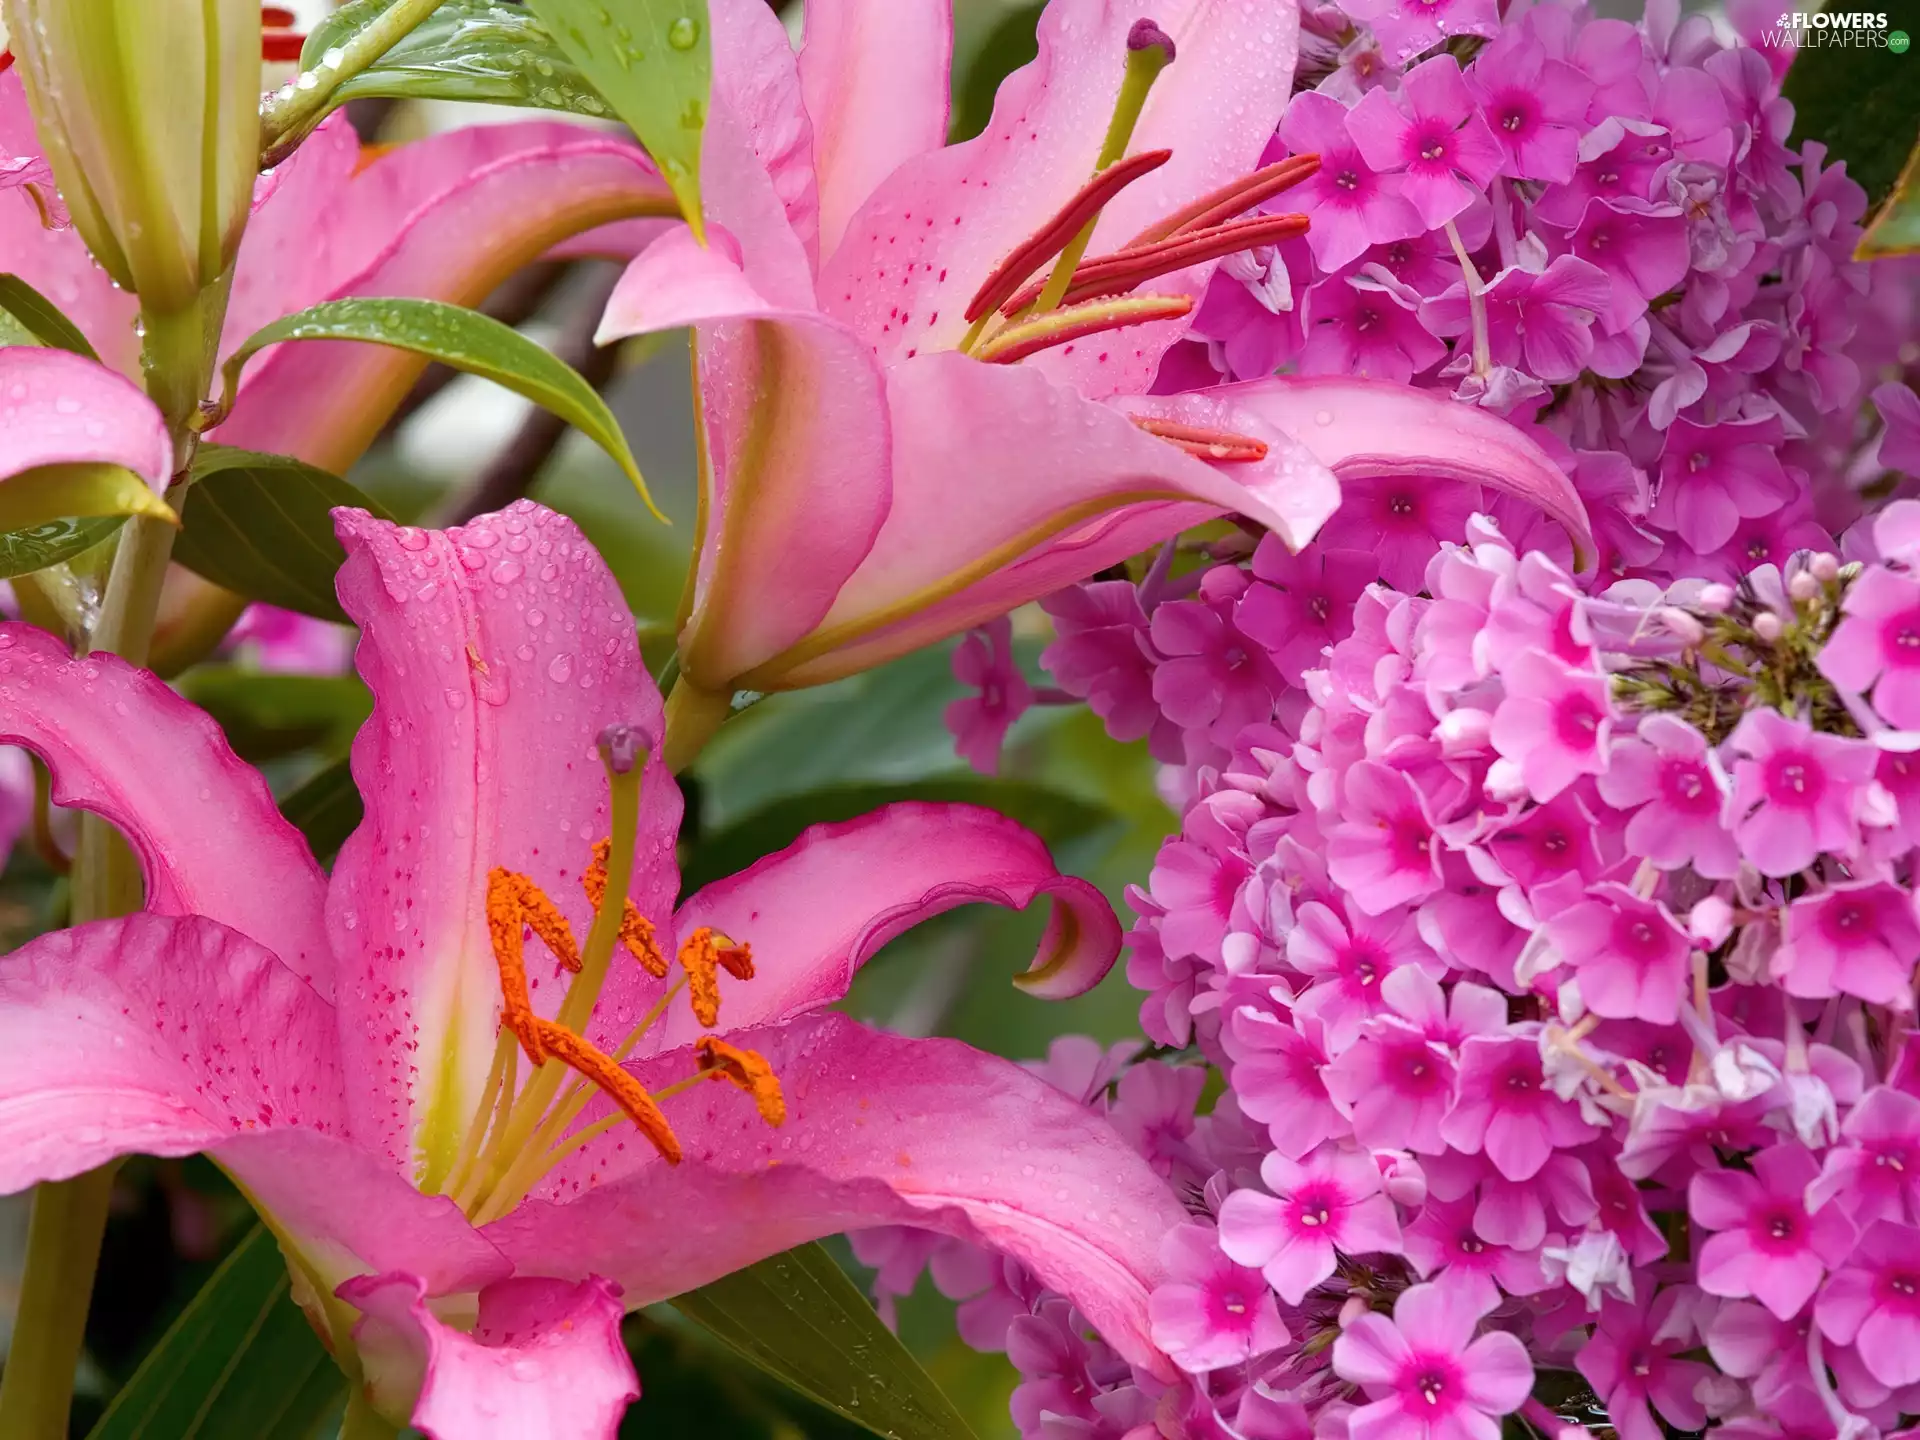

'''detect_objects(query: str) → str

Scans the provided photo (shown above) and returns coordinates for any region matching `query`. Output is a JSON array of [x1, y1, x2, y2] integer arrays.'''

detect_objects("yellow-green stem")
[[259, 0, 448, 164], [662, 679, 733, 772], [0, 285, 225, 1439]]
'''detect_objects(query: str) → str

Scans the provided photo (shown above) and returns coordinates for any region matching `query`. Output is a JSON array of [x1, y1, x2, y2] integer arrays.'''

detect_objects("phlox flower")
[[1875, 383, 1920, 478], [1151, 567, 1285, 751], [1217, 1143, 1402, 1303], [1596, 714, 1736, 876], [1690, 1143, 1859, 1320], [1326, 761, 1444, 914], [1441, 1033, 1600, 1181], [1808, 1088, 1920, 1227], [1039, 582, 1173, 756], [1331, 1282, 1533, 1440], [1400, 1196, 1548, 1311], [1277, 91, 1421, 272], [1724, 708, 1878, 876], [1147, 1222, 1289, 1373], [1314, 474, 1483, 592], [1286, 898, 1440, 1049], [1548, 884, 1692, 1025], [1323, 969, 1503, 1156], [1223, 1007, 1349, 1160], [1346, 55, 1503, 230], [1488, 650, 1614, 802], [1818, 565, 1920, 729], [947, 617, 1034, 775], [1575, 1289, 1714, 1440], [1813, 1219, 1920, 1388], [1236, 536, 1378, 685], [1465, 30, 1596, 184], [1567, 199, 1692, 333], [1422, 254, 1611, 384], [1652, 415, 1799, 554], [1778, 882, 1920, 1008], [1297, 273, 1449, 386], [1341, 0, 1502, 67]]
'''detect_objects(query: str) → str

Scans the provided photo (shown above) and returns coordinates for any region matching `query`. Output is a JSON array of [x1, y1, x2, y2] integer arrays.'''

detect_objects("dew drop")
[[548, 653, 575, 683], [667, 15, 700, 49]]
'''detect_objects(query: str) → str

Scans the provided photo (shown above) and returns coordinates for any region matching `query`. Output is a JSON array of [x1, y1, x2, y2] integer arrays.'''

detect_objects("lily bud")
[[3, 0, 261, 313]]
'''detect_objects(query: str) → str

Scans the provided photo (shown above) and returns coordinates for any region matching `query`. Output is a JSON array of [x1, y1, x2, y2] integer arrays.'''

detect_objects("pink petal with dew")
[[596, 225, 890, 688], [818, 0, 1298, 394], [213, 124, 678, 474], [709, 0, 821, 266], [764, 354, 1339, 686], [342, 1273, 637, 1440], [1201, 375, 1596, 572], [0, 348, 171, 492], [659, 801, 1119, 1051], [0, 625, 331, 987], [498, 1014, 1189, 1378], [0, 74, 140, 373], [329, 503, 680, 1181], [800, 0, 953, 262], [0, 913, 343, 1191]]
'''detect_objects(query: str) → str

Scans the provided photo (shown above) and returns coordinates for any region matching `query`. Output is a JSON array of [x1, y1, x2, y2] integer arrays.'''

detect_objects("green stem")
[[661, 679, 733, 773], [259, 0, 448, 163], [0, 285, 226, 1438], [340, 1390, 403, 1440]]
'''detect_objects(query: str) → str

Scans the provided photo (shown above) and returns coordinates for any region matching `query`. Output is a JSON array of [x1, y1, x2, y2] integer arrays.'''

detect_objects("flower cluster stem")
[[1443, 219, 1491, 378]]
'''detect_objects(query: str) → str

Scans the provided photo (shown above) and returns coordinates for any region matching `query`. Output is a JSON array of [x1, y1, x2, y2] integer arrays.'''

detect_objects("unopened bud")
[[1788, 571, 1819, 602], [1810, 551, 1840, 582], [1697, 583, 1735, 613], [1752, 611, 1784, 642], [3, 0, 261, 313], [1657, 607, 1704, 646]]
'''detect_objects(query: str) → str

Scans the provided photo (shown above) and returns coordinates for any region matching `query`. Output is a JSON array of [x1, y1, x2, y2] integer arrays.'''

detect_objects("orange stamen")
[[696, 1037, 787, 1127], [964, 148, 1173, 323], [976, 293, 1193, 366], [999, 213, 1310, 315], [1131, 415, 1271, 463], [1127, 154, 1322, 248], [530, 1018, 682, 1164], [677, 926, 752, 1027], [486, 869, 549, 1064], [584, 839, 669, 978]]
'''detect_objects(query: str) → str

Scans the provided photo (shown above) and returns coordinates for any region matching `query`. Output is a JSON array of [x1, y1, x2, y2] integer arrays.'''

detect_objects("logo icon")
[[1892, 27, 1911, 50]]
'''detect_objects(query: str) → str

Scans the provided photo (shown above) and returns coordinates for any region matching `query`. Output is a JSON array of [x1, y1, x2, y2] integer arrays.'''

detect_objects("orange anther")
[[677, 927, 752, 1027], [584, 839, 669, 978], [531, 1018, 682, 1164], [488, 869, 560, 1064], [696, 1037, 787, 1127]]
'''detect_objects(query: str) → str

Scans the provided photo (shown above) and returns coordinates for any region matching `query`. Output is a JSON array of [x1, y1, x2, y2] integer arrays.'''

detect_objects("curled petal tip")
[[1128, 18, 1177, 60], [1014, 877, 1124, 1000]]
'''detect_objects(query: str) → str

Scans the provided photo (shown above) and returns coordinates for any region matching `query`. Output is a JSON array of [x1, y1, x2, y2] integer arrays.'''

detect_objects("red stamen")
[[261, 32, 306, 61], [1127, 154, 1322, 248], [262, 5, 298, 23], [976, 293, 1193, 365], [0, 53, 14, 76], [1131, 415, 1270, 463], [1000, 212, 1310, 315], [964, 148, 1172, 324]]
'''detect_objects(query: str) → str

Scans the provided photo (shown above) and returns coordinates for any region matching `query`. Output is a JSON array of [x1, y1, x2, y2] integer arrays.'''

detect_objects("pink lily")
[[0, 500, 1185, 1437], [599, 0, 1594, 725], [0, 72, 675, 476], [0, 346, 176, 522]]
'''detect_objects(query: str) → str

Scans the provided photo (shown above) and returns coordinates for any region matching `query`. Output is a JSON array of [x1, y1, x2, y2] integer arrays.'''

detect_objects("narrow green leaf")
[[0, 462, 177, 531], [87, 1224, 343, 1440], [219, 298, 660, 518], [0, 273, 102, 360], [681, 779, 1117, 894], [523, 0, 709, 238], [1784, 25, 1920, 207], [1861, 134, 1920, 257], [671, 1243, 979, 1440], [172, 445, 391, 624], [279, 757, 363, 863], [0, 516, 125, 578], [306, 0, 611, 117]]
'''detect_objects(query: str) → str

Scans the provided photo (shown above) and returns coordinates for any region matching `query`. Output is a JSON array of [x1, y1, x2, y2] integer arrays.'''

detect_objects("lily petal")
[[657, 801, 1119, 1051], [0, 348, 171, 493], [710, 0, 821, 272], [1215, 375, 1597, 570], [818, 0, 1298, 393], [0, 913, 343, 1190], [342, 1273, 637, 1440], [495, 1014, 1188, 1377], [0, 624, 332, 987], [752, 353, 1337, 686], [213, 124, 679, 474], [799, 0, 953, 263], [598, 226, 890, 687], [329, 502, 680, 1186]]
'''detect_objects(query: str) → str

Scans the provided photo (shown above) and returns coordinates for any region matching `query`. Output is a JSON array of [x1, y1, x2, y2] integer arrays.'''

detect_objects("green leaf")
[[0, 462, 177, 531], [681, 779, 1116, 894], [523, 0, 709, 239], [178, 668, 371, 763], [219, 298, 660, 518], [279, 757, 363, 864], [0, 272, 103, 359], [670, 1243, 978, 1440], [0, 516, 125, 578], [1861, 135, 1920, 257], [1783, 21, 1920, 207], [172, 446, 391, 624], [306, 0, 611, 116], [87, 1224, 343, 1440]]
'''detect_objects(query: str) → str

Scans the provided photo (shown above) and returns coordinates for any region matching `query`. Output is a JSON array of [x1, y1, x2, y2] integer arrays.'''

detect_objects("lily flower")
[[0, 69, 675, 475], [0, 499, 1185, 1437], [600, 0, 1593, 743]]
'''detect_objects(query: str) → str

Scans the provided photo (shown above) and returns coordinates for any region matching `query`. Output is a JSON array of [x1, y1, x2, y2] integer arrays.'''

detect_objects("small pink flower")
[[1342, 0, 1502, 66], [1466, 29, 1595, 183], [1326, 761, 1444, 915], [946, 618, 1033, 775], [1315, 474, 1482, 592], [1236, 537, 1377, 685], [1690, 1142, 1860, 1320], [1575, 1289, 1714, 1439], [1808, 1087, 1920, 1228], [1778, 881, 1920, 1007], [1147, 1222, 1290, 1373], [1400, 1196, 1547, 1310], [1548, 883, 1692, 1025], [1332, 1283, 1533, 1440], [1441, 1033, 1600, 1181], [1225, 1007, 1350, 1159], [1108, 1061, 1205, 1178], [1217, 1143, 1403, 1304], [1595, 714, 1737, 878], [1040, 582, 1168, 753], [1150, 568, 1285, 752], [1818, 565, 1920, 728], [1298, 274, 1448, 386], [1346, 55, 1503, 229], [1277, 91, 1421, 272], [1652, 415, 1798, 554], [1488, 650, 1614, 802], [1287, 898, 1440, 1049], [1322, 969, 1484, 1156], [1724, 708, 1878, 876], [1814, 1219, 1920, 1388], [1422, 256, 1611, 385]]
